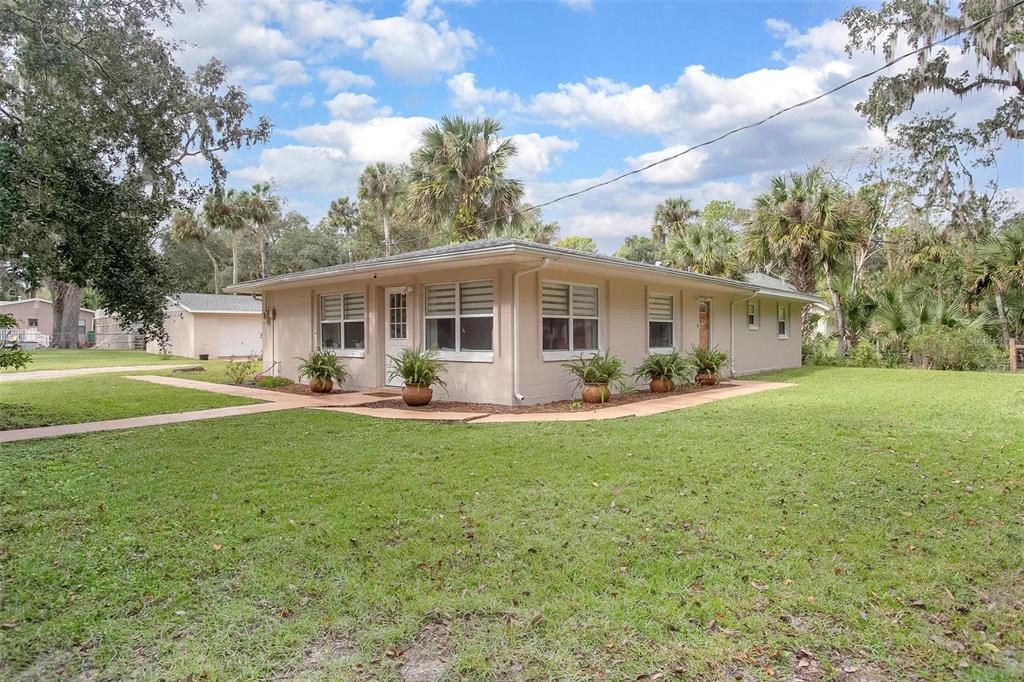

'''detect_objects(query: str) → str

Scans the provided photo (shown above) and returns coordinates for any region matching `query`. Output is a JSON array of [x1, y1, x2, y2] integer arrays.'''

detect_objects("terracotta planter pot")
[[308, 377, 333, 393], [402, 384, 433, 406], [695, 371, 718, 386], [581, 382, 611, 404], [649, 376, 674, 393]]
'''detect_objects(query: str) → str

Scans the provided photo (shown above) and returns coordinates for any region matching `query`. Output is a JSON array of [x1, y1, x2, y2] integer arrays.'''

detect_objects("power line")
[[379, 0, 1021, 249]]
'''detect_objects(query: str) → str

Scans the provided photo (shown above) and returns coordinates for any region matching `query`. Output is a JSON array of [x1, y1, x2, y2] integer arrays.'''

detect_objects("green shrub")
[[225, 355, 261, 385], [848, 339, 881, 368], [0, 347, 33, 371], [387, 348, 447, 388], [633, 350, 695, 385], [297, 349, 351, 384], [908, 327, 999, 371], [802, 335, 838, 366], [561, 351, 631, 391], [256, 376, 294, 389], [687, 345, 729, 374]]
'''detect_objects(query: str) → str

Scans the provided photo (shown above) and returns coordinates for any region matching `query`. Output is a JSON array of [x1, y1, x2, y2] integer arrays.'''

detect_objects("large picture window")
[[648, 293, 674, 350], [542, 282, 599, 354], [321, 293, 365, 351], [425, 281, 494, 353]]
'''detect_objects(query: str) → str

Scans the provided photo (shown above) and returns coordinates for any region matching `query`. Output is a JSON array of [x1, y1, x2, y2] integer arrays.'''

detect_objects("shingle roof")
[[225, 238, 824, 304], [742, 272, 799, 293], [170, 293, 261, 313]]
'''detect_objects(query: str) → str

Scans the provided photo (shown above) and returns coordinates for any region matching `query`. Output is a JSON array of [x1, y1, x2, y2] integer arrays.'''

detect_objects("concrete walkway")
[[326, 380, 794, 424], [1, 375, 793, 443], [0, 364, 197, 382]]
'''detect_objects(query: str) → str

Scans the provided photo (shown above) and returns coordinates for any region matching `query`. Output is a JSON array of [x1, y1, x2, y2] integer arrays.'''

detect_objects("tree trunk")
[[382, 213, 391, 256], [994, 290, 1011, 349], [259, 239, 267, 279], [822, 264, 848, 358], [201, 242, 221, 294], [49, 279, 83, 349], [231, 231, 240, 285]]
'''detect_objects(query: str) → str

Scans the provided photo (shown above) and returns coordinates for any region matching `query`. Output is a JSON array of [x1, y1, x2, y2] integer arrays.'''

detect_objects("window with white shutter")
[[425, 280, 493, 353], [542, 282, 599, 354], [648, 293, 674, 350], [321, 293, 364, 352]]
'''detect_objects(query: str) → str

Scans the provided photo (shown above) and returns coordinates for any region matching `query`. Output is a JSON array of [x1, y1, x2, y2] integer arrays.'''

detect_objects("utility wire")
[[378, 0, 1022, 250]]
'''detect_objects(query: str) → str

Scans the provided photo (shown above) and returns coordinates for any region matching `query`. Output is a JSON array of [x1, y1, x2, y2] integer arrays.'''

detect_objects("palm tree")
[[170, 209, 221, 294], [358, 163, 406, 256], [969, 222, 1024, 348], [238, 182, 281, 279], [744, 167, 869, 355], [651, 197, 697, 245], [408, 116, 525, 241], [202, 189, 246, 285], [666, 222, 743, 279], [489, 210, 559, 244]]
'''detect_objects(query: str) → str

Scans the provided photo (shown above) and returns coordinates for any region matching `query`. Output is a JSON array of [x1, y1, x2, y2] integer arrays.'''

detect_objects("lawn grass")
[[0, 374, 257, 430], [0, 348, 200, 372], [1, 368, 1022, 680]]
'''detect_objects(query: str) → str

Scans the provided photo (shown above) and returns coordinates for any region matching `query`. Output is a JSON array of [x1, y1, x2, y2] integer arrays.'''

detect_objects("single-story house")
[[0, 297, 95, 347], [226, 238, 822, 405], [146, 293, 263, 359]]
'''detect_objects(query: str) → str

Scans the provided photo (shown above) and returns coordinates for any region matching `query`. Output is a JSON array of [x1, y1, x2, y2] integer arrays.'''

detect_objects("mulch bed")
[[259, 383, 357, 397], [361, 382, 737, 414]]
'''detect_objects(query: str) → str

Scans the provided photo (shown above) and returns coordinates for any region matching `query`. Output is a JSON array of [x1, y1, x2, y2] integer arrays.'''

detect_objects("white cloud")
[[560, 0, 593, 10], [318, 67, 375, 92], [325, 92, 390, 120], [360, 13, 477, 81], [233, 145, 356, 193], [448, 72, 522, 115], [506, 133, 578, 178], [625, 146, 708, 185], [289, 115, 434, 165]]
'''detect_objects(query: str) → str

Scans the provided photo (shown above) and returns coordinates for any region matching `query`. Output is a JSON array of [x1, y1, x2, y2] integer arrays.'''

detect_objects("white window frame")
[[647, 291, 675, 353], [747, 300, 760, 331], [423, 280, 494, 363], [777, 302, 790, 340], [541, 280, 601, 361], [319, 292, 366, 358]]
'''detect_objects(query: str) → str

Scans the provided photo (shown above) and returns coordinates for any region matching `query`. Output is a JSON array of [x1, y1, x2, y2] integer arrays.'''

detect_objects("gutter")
[[729, 292, 759, 378], [512, 257, 552, 402]]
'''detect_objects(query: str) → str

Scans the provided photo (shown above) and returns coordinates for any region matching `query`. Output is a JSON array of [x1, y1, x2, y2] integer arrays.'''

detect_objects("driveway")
[[0, 365, 197, 382]]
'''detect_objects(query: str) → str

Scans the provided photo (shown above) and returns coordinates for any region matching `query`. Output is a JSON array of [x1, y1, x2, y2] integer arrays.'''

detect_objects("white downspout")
[[729, 292, 758, 378], [512, 258, 552, 401]]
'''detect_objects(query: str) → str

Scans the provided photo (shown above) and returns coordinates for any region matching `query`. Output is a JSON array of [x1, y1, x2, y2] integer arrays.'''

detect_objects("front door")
[[698, 299, 711, 349], [384, 287, 409, 387]]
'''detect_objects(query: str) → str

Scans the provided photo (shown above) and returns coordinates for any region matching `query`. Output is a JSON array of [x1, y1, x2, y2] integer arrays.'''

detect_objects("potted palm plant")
[[633, 350, 695, 393], [689, 346, 729, 385], [296, 349, 350, 393], [561, 351, 630, 404], [388, 348, 448, 406]]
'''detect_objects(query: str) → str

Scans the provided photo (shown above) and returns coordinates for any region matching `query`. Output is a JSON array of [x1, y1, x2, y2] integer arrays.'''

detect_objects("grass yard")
[[1, 368, 1022, 680], [0, 348, 201, 372], [0, 374, 257, 430]]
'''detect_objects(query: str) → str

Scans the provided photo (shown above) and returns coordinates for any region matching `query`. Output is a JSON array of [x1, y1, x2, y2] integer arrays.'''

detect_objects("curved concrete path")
[[1, 376, 793, 443]]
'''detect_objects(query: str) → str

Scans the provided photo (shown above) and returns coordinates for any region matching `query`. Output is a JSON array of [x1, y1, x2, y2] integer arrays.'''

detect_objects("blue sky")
[[168, 0, 1022, 252]]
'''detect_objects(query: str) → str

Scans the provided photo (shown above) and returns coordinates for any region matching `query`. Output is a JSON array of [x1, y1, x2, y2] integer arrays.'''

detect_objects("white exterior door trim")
[[383, 287, 410, 387]]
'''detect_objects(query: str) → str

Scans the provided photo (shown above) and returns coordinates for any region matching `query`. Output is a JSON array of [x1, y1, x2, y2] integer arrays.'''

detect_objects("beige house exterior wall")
[[260, 262, 803, 405], [148, 304, 195, 357], [0, 299, 94, 344]]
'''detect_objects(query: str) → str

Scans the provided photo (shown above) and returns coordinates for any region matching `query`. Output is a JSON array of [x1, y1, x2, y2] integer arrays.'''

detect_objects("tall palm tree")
[[408, 116, 525, 242], [651, 197, 697, 245], [358, 163, 406, 256], [238, 182, 281, 279], [202, 189, 246, 285], [666, 222, 742, 279], [170, 209, 221, 294], [744, 167, 868, 355], [969, 223, 1024, 348], [489, 210, 559, 244]]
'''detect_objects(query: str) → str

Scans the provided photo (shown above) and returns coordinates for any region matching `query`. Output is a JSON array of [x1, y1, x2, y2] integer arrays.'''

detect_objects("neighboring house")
[[146, 293, 263, 359], [92, 310, 144, 350], [0, 298, 95, 347], [227, 238, 822, 405]]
